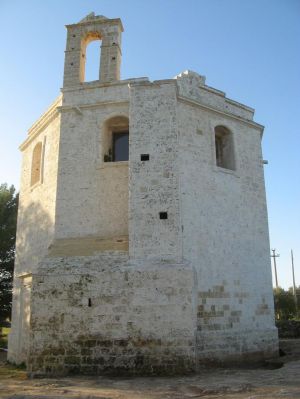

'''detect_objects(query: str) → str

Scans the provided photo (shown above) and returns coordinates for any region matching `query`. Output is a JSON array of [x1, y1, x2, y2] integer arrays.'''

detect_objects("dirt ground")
[[0, 340, 300, 399]]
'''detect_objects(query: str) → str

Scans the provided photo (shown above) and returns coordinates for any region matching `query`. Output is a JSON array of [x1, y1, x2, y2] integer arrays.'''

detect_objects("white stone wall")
[[8, 97, 62, 363], [176, 77, 277, 362], [129, 81, 182, 261], [55, 83, 130, 240], [28, 255, 196, 376]]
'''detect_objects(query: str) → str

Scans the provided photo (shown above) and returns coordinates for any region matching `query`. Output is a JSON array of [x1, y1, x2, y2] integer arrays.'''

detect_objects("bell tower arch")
[[63, 13, 123, 87]]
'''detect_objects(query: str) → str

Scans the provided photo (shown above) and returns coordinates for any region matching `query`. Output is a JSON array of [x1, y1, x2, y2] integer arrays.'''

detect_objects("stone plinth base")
[[28, 253, 196, 376]]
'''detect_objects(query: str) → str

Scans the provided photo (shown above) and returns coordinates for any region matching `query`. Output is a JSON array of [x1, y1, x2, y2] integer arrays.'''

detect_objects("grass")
[[0, 327, 27, 379], [0, 362, 27, 380], [0, 327, 10, 349]]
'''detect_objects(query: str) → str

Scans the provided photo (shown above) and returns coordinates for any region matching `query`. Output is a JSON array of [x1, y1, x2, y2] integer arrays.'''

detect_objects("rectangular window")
[[113, 131, 129, 161]]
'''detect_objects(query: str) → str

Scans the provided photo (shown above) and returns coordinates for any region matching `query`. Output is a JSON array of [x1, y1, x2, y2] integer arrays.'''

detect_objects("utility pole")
[[271, 249, 280, 288], [291, 249, 298, 316]]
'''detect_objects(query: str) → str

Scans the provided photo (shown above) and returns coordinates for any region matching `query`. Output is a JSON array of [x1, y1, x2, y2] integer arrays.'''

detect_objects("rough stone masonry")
[[8, 13, 278, 375]]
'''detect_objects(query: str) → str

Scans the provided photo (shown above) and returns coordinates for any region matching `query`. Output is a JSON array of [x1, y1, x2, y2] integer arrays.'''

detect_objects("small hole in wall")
[[88, 298, 92, 307], [159, 212, 168, 220], [112, 57, 116, 60], [70, 63, 73, 66], [141, 154, 150, 161], [72, 34, 76, 37]]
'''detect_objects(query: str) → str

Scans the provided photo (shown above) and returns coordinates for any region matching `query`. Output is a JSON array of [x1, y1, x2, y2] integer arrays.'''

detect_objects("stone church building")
[[8, 13, 278, 375]]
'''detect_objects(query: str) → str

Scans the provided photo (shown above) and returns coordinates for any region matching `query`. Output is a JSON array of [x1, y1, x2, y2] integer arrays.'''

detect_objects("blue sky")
[[0, 0, 299, 289]]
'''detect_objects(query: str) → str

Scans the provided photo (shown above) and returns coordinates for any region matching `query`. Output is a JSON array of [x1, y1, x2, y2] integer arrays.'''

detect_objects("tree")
[[273, 287, 297, 320], [0, 184, 18, 322], [288, 285, 300, 318]]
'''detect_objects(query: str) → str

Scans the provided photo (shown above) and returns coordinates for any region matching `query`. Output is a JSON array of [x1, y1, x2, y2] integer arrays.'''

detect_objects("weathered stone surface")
[[8, 14, 278, 374], [27, 257, 196, 375], [2, 340, 300, 399]]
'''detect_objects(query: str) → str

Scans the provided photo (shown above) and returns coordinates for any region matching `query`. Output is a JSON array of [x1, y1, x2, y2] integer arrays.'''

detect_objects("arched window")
[[31, 142, 43, 186], [80, 32, 102, 82], [214, 126, 235, 170], [103, 116, 129, 162]]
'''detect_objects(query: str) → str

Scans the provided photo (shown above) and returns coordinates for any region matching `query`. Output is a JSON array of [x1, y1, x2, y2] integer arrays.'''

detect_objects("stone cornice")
[[200, 85, 255, 113], [20, 95, 62, 151], [225, 97, 255, 113], [16, 272, 32, 279], [129, 79, 177, 88], [178, 95, 264, 134], [66, 18, 124, 32], [57, 100, 129, 113], [61, 77, 148, 93]]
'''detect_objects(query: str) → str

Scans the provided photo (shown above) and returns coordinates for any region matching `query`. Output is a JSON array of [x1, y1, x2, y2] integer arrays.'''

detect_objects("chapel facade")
[[8, 13, 278, 375]]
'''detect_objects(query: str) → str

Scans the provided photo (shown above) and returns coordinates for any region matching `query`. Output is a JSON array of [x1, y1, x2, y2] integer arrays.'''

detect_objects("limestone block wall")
[[176, 97, 277, 362], [28, 255, 196, 376], [128, 81, 182, 261], [61, 80, 134, 108], [14, 98, 61, 275], [9, 66, 278, 369], [55, 84, 130, 241], [97, 163, 128, 238], [8, 97, 62, 363]]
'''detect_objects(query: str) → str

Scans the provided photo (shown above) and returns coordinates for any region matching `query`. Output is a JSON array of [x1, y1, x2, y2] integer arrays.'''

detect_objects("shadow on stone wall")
[[9, 200, 53, 364], [14, 200, 53, 275]]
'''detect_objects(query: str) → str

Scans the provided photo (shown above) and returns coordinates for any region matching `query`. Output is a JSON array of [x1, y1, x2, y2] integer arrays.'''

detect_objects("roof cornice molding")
[[20, 95, 62, 151], [178, 95, 264, 133], [57, 99, 129, 113], [66, 18, 124, 32]]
